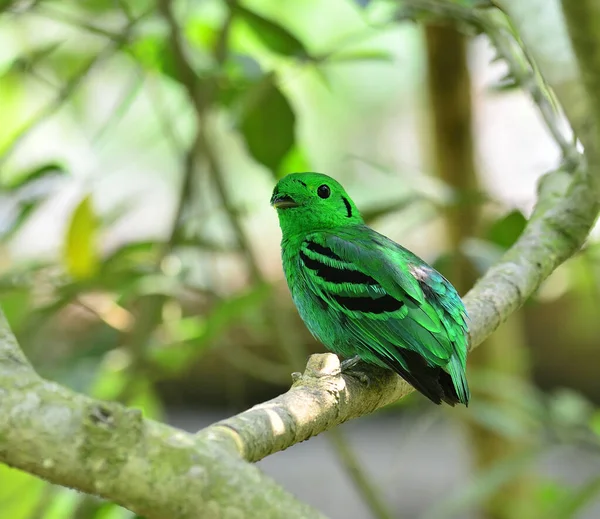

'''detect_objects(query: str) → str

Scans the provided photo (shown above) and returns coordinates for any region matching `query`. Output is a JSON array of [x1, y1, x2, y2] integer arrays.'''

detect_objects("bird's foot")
[[340, 356, 371, 387], [340, 356, 361, 371]]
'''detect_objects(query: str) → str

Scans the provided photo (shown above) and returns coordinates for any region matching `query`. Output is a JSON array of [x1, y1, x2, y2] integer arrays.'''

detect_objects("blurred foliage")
[[1, 0, 600, 518]]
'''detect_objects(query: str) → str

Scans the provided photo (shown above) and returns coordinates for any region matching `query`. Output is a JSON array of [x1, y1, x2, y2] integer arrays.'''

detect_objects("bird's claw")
[[340, 356, 371, 387], [340, 356, 360, 371]]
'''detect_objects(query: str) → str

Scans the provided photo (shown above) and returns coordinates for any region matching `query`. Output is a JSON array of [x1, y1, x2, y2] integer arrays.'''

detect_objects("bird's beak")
[[270, 194, 299, 209]]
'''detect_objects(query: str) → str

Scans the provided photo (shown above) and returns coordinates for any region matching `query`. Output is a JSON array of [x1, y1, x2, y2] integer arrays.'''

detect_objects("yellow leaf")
[[64, 195, 100, 279]]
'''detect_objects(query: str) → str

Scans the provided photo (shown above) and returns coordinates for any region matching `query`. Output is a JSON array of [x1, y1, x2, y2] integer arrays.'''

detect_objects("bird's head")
[[270, 172, 363, 237]]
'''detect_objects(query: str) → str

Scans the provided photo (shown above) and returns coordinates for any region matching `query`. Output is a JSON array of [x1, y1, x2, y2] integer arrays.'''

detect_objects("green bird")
[[270, 172, 470, 406]]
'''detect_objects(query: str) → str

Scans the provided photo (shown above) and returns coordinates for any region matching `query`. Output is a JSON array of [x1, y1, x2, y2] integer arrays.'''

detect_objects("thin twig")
[[201, 127, 264, 282], [221, 345, 292, 385], [394, 1, 581, 171], [115, 0, 135, 22], [117, 127, 201, 402], [35, 5, 130, 40], [146, 75, 187, 154], [0, 7, 152, 166], [158, 0, 264, 283], [481, 11, 581, 170], [92, 69, 145, 144], [156, 0, 205, 114]]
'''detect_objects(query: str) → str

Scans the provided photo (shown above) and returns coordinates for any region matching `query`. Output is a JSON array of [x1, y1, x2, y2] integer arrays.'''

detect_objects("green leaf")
[[321, 49, 395, 64], [590, 410, 600, 437], [131, 384, 164, 420], [489, 72, 520, 92], [1, 162, 67, 191], [233, 4, 308, 58], [0, 72, 25, 157], [486, 209, 528, 249], [278, 144, 312, 178], [1, 163, 68, 241], [43, 488, 80, 519], [165, 316, 208, 343], [0, 288, 30, 331], [10, 41, 64, 77], [102, 241, 159, 273], [227, 53, 263, 83], [0, 464, 45, 519], [150, 284, 271, 373], [217, 55, 264, 108], [149, 342, 199, 375], [200, 284, 270, 341], [129, 36, 181, 81], [92, 502, 134, 519], [186, 18, 220, 50], [536, 480, 573, 513], [238, 75, 296, 174], [0, 201, 37, 241], [553, 475, 600, 519], [91, 358, 128, 401], [63, 195, 101, 280], [453, 0, 496, 6]]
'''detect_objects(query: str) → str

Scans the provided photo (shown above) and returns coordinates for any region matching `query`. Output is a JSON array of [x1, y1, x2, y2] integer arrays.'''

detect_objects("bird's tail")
[[444, 354, 470, 406]]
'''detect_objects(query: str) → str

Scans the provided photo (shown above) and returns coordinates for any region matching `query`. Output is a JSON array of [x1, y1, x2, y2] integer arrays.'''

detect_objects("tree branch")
[[480, 10, 580, 171], [494, 0, 591, 154], [561, 1, 600, 115], [560, 0, 600, 195], [0, 309, 325, 518], [399, 1, 581, 170], [203, 163, 598, 463]]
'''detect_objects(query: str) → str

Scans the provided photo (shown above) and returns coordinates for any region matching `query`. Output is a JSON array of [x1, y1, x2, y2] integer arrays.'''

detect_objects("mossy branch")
[[495, 0, 590, 151], [0, 316, 324, 519], [560, 0, 600, 197]]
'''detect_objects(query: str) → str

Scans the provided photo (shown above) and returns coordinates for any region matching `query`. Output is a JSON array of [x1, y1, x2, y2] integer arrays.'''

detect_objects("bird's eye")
[[317, 185, 331, 199]]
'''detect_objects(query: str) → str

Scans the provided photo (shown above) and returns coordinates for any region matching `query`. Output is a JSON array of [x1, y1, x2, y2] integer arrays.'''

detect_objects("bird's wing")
[[298, 227, 468, 401]]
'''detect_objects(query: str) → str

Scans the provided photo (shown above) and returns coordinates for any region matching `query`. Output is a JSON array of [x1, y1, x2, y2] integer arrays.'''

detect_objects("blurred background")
[[1, 0, 600, 518]]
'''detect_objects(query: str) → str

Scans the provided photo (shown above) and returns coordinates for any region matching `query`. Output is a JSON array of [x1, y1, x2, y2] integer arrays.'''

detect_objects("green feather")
[[271, 172, 470, 406]]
